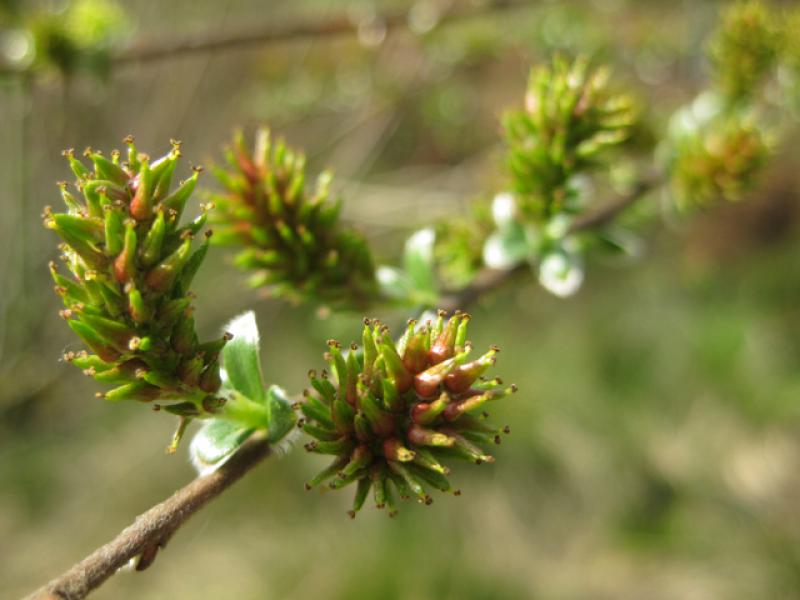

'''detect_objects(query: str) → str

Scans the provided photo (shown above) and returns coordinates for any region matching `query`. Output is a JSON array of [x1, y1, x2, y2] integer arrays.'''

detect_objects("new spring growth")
[[434, 199, 495, 288], [669, 111, 770, 210], [47, 138, 228, 443], [209, 127, 376, 307], [709, 1, 780, 105], [299, 310, 517, 518], [503, 56, 636, 221]]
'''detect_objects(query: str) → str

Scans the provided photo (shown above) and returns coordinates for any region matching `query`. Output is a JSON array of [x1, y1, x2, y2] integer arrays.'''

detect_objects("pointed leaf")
[[538, 248, 584, 298], [491, 192, 517, 228], [189, 418, 254, 476], [376, 266, 413, 301], [222, 311, 266, 403], [483, 221, 530, 269], [403, 228, 437, 297], [266, 384, 297, 443]]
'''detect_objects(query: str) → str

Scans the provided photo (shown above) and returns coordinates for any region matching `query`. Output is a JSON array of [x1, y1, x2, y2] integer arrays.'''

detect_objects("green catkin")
[[301, 311, 517, 517], [47, 138, 227, 446], [209, 127, 376, 307]]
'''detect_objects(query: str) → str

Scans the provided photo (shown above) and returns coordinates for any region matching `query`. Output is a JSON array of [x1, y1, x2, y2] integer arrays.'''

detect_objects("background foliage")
[[2, 0, 800, 598]]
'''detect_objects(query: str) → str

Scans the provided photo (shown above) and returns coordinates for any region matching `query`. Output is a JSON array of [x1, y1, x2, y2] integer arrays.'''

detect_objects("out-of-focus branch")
[[0, 0, 534, 75], [0, 0, 531, 76], [26, 436, 271, 600], [440, 175, 660, 312], [112, 1, 527, 66], [566, 175, 658, 234]]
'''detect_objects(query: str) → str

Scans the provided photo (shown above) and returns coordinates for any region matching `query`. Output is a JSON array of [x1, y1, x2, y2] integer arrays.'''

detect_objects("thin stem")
[[0, 1, 530, 77], [113, 1, 527, 66], [439, 175, 660, 312], [26, 436, 271, 600]]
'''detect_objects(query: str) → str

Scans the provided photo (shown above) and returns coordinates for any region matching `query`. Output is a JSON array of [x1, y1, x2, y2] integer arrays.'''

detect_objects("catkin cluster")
[[47, 139, 227, 422], [300, 311, 516, 517]]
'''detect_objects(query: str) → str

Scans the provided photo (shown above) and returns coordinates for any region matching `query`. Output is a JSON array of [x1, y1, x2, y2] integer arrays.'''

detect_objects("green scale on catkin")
[[46, 138, 229, 436], [299, 311, 517, 518], [208, 127, 376, 307]]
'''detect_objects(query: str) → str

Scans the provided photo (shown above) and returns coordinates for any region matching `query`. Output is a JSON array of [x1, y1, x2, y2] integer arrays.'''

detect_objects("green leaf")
[[266, 385, 297, 443], [376, 266, 413, 301], [403, 228, 437, 297], [592, 228, 643, 259], [482, 221, 530, 269], [537, 247, 584, 298], [222, 311, 266, 403], [491, 192, 517, 227], [189, 418, 254, 475]]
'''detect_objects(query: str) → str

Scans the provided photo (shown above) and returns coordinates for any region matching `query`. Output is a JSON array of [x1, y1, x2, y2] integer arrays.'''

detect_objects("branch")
[[112, 0, 526, 66], [566, 175, 658, 234], [26, 174, 657, 600], [439, 175, 660, 312], [26, 436, 271, 600], [0, 0, 530, 76]]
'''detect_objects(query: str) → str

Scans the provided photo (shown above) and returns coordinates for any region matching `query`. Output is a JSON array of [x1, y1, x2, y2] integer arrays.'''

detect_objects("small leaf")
[[266, 385, 297, 443], [189, 418, 254, 476], [537, 248, 584, 298], [376, 266, 413, 301], [483, 221, 530, 270], [593, 228, 644, 259], [491, 192, 517, 227], [222, 311, 266, 403], [403, 228, 437, 297]]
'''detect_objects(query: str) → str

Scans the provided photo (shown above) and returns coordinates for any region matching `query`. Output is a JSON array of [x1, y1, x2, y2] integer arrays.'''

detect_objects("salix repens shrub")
[[25, 3, 800, 598], [38, 0, 800, 530]]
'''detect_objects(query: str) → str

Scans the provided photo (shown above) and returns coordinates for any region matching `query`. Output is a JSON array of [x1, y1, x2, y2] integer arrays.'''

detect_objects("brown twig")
[[0, 1, 531, 76], [25, 437, 271, 600], [439, 175, 660, 312], [113, 1, 527, 65]]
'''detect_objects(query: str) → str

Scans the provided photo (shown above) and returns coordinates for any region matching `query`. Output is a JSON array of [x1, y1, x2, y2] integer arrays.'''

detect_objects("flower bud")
[[47, 139, 227, 439], [444, 347, 498, 394], [301, 311, 517, 516], [209, 127, 376, 307]]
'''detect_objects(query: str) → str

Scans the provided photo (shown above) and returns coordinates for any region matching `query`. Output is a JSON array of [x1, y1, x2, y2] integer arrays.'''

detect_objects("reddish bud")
[[130, 161, 153, 221], [411, 392, 449, 425], [402, 331, 429, 374], [413, 356, 462, 398], [444, 348, 497, 394], [429, 314, 461, 364], [113, 221, 137, 283], [380, 342, 413, 393], [407, 424, 455, 448], [383, 438, 416, 462]]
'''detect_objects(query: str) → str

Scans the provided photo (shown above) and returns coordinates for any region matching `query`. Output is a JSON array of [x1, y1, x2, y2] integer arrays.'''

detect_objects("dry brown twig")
[[26, 437, 271, 600]]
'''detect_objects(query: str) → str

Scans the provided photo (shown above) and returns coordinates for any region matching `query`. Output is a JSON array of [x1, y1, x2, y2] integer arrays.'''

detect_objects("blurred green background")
[[2, 1, 800, 598]]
